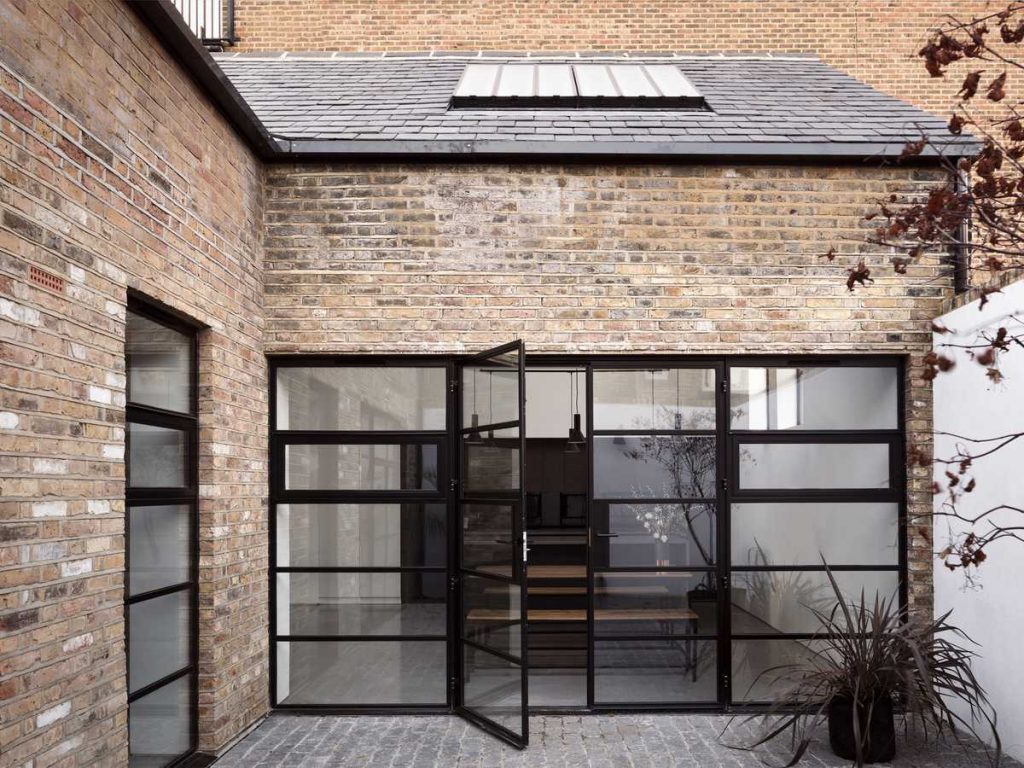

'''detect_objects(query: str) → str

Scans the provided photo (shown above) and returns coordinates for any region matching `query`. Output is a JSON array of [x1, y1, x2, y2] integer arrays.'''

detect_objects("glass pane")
[[128, 423, 186, 488], [592, 503, 715, 568], [461, 503, 516, 574], [276, 503, 446, 568], [128, 676, 190, 767], [462, 356, 519, 428], [129, 504, 189, 596], [524, 369, 586, 439], [126, 311, 191, 414], [129, 591, 189, 693], [731, 502, 899, 567], [276, 367, 446, 431], [593, 369, 716, 430], [284, 443, 438, 491], [276, 641, 446, 705], [594, 639, 716, 703], [463, 645, 523, 735], [730, 570, 899, 635], [738, 443, 890, 490], [594, 572, 717, 636], [732, 639, 831, 702], [462, 436, 520, 495], [731, 366, 898, 431], [276, 572, 445, 636], [463, 575, 522, 658], [593, 436, 716, 499]]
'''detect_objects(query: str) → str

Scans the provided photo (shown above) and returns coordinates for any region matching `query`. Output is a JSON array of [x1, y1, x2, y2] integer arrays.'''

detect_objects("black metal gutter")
[[273, 137, 977, 164], [126, 0, 280, 159]]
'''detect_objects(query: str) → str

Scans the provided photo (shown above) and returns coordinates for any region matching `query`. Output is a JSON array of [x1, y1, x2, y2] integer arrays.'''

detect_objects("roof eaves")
[[275, 137, 980, 162]]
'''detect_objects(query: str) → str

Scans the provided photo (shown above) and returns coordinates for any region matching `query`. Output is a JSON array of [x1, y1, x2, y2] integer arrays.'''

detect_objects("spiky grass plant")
[[724, 565, 1000, 767]]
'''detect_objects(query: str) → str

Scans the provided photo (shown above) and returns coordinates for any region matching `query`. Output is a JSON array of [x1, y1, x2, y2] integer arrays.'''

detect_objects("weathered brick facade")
[[1, 1, 953, 766], [0, 0, 267, 764], [262, 160, 943, 617], [231, 0, 988, 119]]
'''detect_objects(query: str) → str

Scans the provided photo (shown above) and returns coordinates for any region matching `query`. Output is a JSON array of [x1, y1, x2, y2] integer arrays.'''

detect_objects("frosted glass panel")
[[126, 311, 190, 414], [128, 423, 186, 488], [276, 367, 446, 431], [128, 676, 191, 766], [738, 443, 889, 490], [129, 591, 189, 693], [129, 504, 189, 595]]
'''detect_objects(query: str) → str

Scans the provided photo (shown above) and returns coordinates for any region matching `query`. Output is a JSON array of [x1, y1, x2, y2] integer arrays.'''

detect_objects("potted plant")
[[725, 566, 1001, 766]]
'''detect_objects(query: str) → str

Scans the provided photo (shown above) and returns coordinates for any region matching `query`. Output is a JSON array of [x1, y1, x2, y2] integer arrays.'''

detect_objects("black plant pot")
[[828, 696, 896, 764]]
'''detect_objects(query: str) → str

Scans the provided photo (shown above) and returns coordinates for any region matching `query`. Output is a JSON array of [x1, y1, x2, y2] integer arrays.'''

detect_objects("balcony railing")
[[171, 0, 236, 49]]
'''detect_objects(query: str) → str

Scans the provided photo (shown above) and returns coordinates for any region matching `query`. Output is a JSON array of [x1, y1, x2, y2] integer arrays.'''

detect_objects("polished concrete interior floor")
[[214, 713, 1012, 768]]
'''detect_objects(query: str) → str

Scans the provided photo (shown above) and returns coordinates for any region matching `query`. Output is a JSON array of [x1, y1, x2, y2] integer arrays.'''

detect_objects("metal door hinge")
[[721, 379, 728, 393], [721, 573, 730, 590], [449, 574, 459, 590], [721, 477, 728, 491], [449, 478, 458, 493], [449, 379, 458, 393]]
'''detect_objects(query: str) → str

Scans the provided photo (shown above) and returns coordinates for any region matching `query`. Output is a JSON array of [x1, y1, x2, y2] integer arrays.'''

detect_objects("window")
[[451, 62, 705, 109], [727, 361, 903, 703], [271, 362, 450, 707], [125, 302, 197, 768]]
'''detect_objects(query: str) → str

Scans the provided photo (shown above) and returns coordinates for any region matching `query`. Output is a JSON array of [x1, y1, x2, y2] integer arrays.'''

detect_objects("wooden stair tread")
[[466, 608, 698, 622]]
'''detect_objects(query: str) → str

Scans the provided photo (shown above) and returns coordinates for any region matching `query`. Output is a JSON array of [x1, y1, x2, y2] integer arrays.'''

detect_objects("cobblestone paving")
[[214, 714, 1011, 767]]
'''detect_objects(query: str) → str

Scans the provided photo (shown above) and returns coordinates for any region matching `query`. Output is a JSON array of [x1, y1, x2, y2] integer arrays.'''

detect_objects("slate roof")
[[213, 52, 976, 159]]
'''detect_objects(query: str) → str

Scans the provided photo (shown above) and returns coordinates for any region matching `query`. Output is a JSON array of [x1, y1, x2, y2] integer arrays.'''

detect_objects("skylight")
[[451, 63, 704, 109]]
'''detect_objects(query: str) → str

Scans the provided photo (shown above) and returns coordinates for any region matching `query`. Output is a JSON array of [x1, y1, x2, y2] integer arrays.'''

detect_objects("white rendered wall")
[[933, 279, 1024, 761]]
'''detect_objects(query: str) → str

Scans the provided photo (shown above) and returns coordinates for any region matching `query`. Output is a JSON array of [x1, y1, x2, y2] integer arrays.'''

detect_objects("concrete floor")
[[213, 713, 1011, 767]]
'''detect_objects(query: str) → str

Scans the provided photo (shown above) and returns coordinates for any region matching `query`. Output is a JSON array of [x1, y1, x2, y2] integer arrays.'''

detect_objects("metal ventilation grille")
[[29, 265, 65, 294], [452, 63, 705, 109]]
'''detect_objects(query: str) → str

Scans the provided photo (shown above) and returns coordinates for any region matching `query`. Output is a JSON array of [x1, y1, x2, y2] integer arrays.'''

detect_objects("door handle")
[[595, 532, 619, 538]]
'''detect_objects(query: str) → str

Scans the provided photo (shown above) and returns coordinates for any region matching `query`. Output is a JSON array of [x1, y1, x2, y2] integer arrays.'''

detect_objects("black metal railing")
[[170, 0, 236, 49]]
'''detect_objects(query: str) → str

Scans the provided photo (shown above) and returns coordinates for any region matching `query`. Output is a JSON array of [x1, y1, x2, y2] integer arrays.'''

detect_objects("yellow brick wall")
[[0, 0, 268, 763]]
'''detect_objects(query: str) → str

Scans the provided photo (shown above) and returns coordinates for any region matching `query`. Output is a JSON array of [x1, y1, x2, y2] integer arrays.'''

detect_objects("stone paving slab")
[[214, 714, 1010, 767]]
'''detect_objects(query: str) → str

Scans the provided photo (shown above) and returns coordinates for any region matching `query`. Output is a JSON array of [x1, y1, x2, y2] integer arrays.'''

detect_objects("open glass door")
[[456, 341, 529, 748]]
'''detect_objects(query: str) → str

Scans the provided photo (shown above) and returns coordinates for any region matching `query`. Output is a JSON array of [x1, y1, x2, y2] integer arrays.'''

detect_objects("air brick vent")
[[30, 266, 66, 294]]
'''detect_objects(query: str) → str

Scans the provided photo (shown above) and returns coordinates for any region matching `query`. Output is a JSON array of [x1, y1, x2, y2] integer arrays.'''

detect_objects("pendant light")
[[465, 368, 484, 445], [565, 371, 585, 453]]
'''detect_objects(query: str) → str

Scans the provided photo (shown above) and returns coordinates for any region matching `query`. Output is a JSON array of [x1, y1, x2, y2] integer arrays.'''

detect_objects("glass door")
[[456, 341, 529, 748], [589, 364, 724, 707]]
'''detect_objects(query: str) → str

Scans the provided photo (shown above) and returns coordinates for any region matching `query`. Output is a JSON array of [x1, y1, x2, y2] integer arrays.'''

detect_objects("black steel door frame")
[[265, 352, 907, 719]]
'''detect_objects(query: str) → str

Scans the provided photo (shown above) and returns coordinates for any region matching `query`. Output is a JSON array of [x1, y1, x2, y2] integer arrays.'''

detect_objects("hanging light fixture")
[[465, 368, 484, 445], [565, 371, 585, 453]]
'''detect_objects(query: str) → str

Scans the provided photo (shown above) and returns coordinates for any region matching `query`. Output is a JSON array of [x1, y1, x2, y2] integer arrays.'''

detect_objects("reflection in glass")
[[128, 591, 189, 693], [594, 572, 717, 636], [462, 359, 520, 428], [276, 572, 445, 636], [731, 502, 899, 567], [730, 366, 898, 431], [463, 645, 524, 735], [126, 311, 191, 414], [593, 503, 715, 568], [128, 675, 191, 767], [129, 504, 189, 595], [594, 639, 716, 703], [461, 504, 516, 573], [593, 436, 716, 499], [276, 367, 446, 431], [730, 570, 898, 635], [593, 369, 717, 430], [732, 639, 830, 702], [284, 443, 438, 491], [462, 575, 522, 657], [276, 641, 447, 705], [462, 438, 520, 495], [276, 503, 446, 568], [738, 443, 889, 490], [128, 423, 186, 487]]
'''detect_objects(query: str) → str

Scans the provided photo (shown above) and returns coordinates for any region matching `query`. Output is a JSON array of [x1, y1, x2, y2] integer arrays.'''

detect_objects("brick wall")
[[263, 161, 947, 619], [0, 0, 268, 764], [231, 0, 992, 119]]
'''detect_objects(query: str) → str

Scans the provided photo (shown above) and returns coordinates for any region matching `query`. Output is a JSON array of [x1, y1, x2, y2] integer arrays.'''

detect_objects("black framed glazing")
[[268, 357, 455, 713], [125, 297, 200, 768], [723, 357, 906, 706]]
